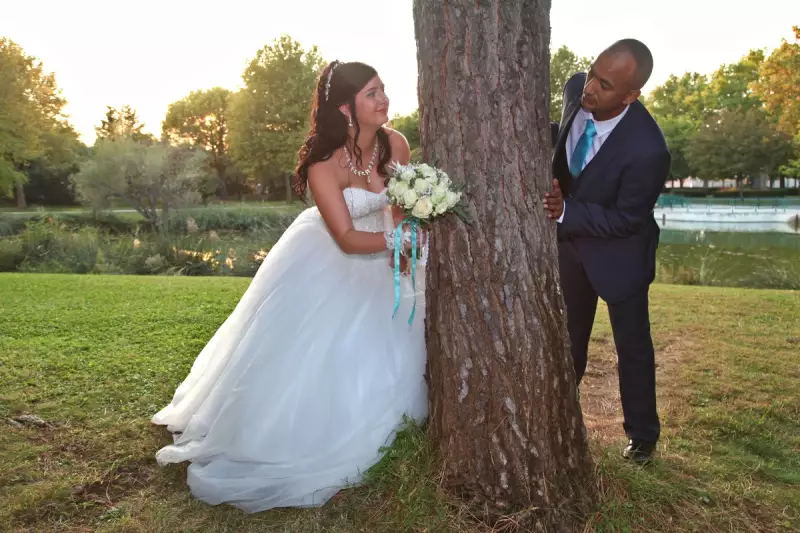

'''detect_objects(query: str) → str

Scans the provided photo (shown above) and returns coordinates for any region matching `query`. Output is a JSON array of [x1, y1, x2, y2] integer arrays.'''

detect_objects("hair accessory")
[[325, 61, 341, 102]]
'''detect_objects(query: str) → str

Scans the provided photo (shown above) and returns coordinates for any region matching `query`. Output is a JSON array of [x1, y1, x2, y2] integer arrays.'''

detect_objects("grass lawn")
[[0, 274, 798, 532]]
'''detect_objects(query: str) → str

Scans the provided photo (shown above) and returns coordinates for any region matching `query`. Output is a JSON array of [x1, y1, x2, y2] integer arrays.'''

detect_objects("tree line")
[[646, 27, 800, 189], [2, 29, 798, 211]]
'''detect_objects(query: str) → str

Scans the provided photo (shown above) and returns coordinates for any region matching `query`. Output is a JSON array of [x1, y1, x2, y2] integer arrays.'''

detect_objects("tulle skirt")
[[152, 208, 428, 512]]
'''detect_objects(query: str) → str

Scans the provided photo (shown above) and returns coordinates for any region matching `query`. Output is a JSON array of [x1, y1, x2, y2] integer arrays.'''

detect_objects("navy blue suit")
[[552, 73, 670, 443]]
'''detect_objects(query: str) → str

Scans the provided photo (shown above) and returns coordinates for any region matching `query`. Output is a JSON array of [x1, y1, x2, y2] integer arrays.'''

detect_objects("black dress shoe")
[[622, 439, 656, 465]]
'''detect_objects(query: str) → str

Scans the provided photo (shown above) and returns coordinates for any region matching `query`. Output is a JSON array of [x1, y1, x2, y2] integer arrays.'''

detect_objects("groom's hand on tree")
[[544, 179, 564, 220]]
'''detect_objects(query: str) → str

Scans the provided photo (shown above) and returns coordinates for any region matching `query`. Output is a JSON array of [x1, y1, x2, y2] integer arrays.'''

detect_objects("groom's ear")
[[623, 89, 641, 105]]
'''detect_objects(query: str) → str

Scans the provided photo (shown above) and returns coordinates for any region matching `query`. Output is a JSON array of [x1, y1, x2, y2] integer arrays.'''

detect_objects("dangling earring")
[[348, 116, 354, 128]]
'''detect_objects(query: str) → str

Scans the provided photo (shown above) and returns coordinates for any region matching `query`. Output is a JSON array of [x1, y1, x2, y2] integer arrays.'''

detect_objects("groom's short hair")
[[606, 39, 653, 90]]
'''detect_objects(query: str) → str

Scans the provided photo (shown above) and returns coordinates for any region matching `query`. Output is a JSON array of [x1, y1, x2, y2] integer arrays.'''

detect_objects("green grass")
[[1, 275, 798, 532], [582, 287, 800, 532]]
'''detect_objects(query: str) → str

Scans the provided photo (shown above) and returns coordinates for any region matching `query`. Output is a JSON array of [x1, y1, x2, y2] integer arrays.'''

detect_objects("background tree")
[[549, 45, 592, 122], [413, 1, 595, 530], [647, 48, 790, 187], [751, 26, 800, 186], [391, 110, 420, 151], [0, 37, 70, 207], [656, 116, 698, 185], [648, 72, 712, 121], [751, 26, 800, 136], [646, 73, 712, 183], [778, 133, 800, 181], [687, 107, 793, 187], [228, 34, 325, 203], [22, 122, 87, 206], [391, 109, 421, 162], [706, 50, 764, 113], [95, 105, 154, 144], [163, 87, 236, 199], [72, 138, 210, 231]]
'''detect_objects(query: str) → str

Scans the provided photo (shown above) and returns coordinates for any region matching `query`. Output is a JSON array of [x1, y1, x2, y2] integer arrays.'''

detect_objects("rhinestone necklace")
[[344, 141, 379, 183]]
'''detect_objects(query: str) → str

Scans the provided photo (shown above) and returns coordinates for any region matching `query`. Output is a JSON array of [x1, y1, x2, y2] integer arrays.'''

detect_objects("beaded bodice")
[[341, 187, 390, 232]]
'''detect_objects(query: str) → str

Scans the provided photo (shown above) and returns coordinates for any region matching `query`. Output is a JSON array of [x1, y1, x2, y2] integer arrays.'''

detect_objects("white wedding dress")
[[152, 187, 428, 513]]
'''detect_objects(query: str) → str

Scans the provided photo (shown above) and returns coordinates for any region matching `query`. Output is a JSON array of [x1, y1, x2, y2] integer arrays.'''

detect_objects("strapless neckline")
[[343, 187, 388, 196]]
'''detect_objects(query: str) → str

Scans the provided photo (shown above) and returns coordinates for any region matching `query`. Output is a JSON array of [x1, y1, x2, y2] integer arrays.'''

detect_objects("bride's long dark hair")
[[293, 61, 392, 200]]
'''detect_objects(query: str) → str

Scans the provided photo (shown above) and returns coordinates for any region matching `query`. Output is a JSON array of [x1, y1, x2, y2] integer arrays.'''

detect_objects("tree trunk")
[[284, 173, 292, 204], [218, 172, 229, 201], [161, 203, 170, 234], [413, 1, 596, 530], [15, 181, 27, 209]]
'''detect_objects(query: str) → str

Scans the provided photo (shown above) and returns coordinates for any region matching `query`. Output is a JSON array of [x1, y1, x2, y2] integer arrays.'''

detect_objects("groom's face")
[[581, 51, 641, 116]]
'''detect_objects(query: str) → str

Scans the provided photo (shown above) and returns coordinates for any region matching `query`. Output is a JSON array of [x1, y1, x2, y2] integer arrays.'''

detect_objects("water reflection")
[[656, 219, 798, 233], [654, 207, 800, 234]]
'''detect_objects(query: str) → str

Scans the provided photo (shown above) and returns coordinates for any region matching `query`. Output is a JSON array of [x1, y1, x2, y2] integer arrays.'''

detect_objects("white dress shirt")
[[558, 105, 629, 223]]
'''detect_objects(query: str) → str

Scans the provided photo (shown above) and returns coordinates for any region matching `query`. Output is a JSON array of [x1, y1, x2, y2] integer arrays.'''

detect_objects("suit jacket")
[[551, 73, 671, 304]]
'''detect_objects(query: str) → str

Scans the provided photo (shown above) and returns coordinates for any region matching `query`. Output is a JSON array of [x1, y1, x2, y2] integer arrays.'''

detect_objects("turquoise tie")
[[569, 119, 597, 177]]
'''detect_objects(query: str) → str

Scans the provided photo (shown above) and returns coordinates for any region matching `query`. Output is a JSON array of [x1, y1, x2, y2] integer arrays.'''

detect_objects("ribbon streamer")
[[391, 217, 419, 326]]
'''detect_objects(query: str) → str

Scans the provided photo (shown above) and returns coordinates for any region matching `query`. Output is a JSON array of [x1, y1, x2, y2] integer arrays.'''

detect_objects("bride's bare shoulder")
[[308, 151, 347, 189], [308, 149, 346, 182]]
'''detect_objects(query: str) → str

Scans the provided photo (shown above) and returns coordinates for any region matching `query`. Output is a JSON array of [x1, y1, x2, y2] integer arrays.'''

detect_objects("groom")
[[545, 39, 671, 464]]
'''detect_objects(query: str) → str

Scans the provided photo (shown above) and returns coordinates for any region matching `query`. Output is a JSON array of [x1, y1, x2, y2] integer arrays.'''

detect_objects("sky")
[[2, 0, 798, 144]]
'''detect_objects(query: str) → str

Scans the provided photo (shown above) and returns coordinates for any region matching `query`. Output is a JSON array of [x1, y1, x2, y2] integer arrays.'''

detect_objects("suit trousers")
[[558, 241, 661, 443]]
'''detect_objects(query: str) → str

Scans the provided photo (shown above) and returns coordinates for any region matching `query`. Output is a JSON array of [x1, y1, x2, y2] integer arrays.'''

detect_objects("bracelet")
[[383, 230, 396, 250], [383, 228, 415, 251]]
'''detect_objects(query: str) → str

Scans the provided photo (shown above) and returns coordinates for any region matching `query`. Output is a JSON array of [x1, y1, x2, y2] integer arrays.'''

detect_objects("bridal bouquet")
[[386, 162, 469, 324], [387, 162, 467, 226]]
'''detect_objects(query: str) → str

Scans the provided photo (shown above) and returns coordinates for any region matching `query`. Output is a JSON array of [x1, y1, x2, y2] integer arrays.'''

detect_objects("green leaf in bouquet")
[[451, 204, 473, 225]]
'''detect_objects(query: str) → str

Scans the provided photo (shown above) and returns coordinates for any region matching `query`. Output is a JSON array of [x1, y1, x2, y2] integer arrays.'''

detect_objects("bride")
[[152, 60, 428, 513]]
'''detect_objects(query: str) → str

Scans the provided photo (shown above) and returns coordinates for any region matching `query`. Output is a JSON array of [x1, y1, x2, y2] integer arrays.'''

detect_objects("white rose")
[[430, 185, 446, 203], [434, 199, 449, 215], [419, 165, 437, 181], [403, 189, 418, 208], [411, 197, 434, 219], [413, 178, 432, 195], [400, 169, 416, 181], [438, 174, 452, 188], [446, 190, 461, 208], [392, 180, 409, 198], [387, 178, 398, 195]]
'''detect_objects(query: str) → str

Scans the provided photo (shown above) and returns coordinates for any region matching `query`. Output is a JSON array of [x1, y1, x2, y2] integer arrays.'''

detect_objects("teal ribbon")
[[391, 218, 418, 326], [391, 221, 402, 319]]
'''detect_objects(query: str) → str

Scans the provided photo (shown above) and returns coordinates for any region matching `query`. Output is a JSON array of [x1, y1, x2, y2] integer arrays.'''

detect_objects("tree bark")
[[413, 1, 596, 530]]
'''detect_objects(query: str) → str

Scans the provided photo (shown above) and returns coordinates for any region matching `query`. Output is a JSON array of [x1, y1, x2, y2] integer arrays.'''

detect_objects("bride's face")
[[353, 75, 389, 128]]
